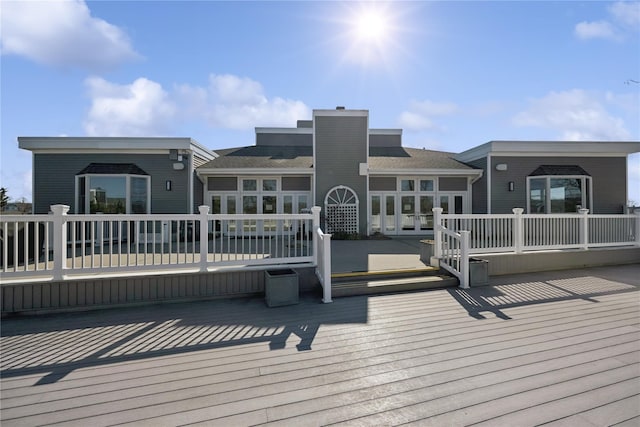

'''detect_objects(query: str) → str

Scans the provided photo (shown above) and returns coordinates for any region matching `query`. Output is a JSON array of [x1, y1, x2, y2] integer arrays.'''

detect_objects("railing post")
[[459, 230, 470, 289], [50, 204, 69, 281], [432, 207, 443, 259], [579, 208, 589, 250], [322, 232, 332, 303], [311, 206, 321, 267], [635, 212, 640, 247], [512, 208, 524, 253], [198, 205, 209, 272]]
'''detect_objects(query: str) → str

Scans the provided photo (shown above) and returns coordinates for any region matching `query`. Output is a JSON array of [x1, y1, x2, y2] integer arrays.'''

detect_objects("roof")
[[455, 140, 640, 162], [529, 165, 591, 176], [369, 147, 476, 170], [201, 146, 313, 169], [199, 145, 479, 173], [77, 163, 149, 175]]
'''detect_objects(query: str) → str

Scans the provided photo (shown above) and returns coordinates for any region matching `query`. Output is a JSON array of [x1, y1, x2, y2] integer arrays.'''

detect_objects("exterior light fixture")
[[496, 164, 508, 171], [166, 180, 172, 191], [508, 181, 514, 192]]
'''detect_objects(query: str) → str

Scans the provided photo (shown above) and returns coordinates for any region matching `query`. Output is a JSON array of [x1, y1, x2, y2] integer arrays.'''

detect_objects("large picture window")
[[76, 163, 151, 214], [527, 166, 591, 214]]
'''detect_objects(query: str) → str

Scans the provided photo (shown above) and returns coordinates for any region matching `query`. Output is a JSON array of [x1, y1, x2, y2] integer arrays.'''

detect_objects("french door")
[[400, 195, 434, 233]]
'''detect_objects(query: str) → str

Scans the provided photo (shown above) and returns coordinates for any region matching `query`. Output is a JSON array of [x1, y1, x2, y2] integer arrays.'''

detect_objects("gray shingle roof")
[[201, 146, 313, 169], [529, 165, 591, 176], [369, 147, 475, 170], [77, 163, 149, 175], [200, 145, 476, 171]]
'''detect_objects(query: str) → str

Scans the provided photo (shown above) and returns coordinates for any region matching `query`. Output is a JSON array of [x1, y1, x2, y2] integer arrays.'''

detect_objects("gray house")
[[19, 108, 640, 235], [18, 137, 215, 215], [456, 140, 640, 214]]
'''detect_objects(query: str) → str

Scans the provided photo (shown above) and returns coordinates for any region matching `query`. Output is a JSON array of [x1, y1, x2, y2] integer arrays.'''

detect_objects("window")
[[400, 179, 414, 191], [76, 164, 150, 214], [527, 174, 592, 214]]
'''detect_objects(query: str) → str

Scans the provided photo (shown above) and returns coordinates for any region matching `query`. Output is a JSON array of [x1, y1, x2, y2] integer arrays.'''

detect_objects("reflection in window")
[[529, 178, 546, 213], [401, 179, 414, 191], [528, 176, 591, 213], [420, 180, 434, 191]]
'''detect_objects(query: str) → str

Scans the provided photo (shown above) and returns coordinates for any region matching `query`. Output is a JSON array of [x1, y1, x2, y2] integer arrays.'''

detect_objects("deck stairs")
[[330, 266, 458, 298]]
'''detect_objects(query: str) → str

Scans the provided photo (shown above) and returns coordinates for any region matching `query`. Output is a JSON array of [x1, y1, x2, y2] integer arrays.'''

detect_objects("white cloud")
[[397, 100, 459, 131], [513, 89, 631, 141], [574, 21, 619, 41], [574, 1, 639, 41], [83, 73, 309, 135], [0, 0, 139, 70], [177, 74, 310, 129], [609, 1, 640, 28], [84, 77, 176, 136]]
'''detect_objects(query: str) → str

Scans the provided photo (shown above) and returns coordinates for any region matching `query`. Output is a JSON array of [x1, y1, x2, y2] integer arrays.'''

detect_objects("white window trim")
[[75, 174, 151, 214], [526, 175, 593, 214]]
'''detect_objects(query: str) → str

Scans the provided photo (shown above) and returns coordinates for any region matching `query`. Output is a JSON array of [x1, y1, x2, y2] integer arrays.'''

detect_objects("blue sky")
[[2, 0, 639, 203]]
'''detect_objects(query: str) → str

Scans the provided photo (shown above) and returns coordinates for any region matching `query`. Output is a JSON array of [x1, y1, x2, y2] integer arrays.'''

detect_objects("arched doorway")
[[324, 185, 359, 234]]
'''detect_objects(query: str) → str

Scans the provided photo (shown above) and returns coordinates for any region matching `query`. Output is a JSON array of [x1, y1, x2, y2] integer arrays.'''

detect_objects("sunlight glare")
[[355, 11, 388, 42]]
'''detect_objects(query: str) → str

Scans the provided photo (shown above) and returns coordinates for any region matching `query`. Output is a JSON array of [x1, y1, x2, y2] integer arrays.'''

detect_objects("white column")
[[459, 230, 470, 289], [579, 208, 589, 250], [512, 208, 524, 253], [50, 204, 69, 281], [198, 205, 210, 271]]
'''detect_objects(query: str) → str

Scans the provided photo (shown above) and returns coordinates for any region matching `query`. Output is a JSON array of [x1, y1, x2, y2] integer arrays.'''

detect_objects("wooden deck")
[[1, 264, 639, 426]]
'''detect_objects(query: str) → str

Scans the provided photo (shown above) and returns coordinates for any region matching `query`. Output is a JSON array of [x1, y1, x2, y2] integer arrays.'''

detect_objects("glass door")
[[419, 195, 434, 230], [401, 196, 416, 231], [370, 194, 397, 234]]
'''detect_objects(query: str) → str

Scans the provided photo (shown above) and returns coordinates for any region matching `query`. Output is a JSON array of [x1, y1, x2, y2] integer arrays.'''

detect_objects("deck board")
[[1, 264, 639, 426]]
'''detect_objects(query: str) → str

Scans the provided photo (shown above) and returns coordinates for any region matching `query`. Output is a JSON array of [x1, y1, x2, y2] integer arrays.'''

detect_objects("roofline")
[[368, 168, 483, 176], [455, 140, 640, 162], [313, 109, 368, 117], [255, 127, 313, 134], [18, 136, 216, 161], [196, 167, 314, 175], [370, 129, 403, 135]]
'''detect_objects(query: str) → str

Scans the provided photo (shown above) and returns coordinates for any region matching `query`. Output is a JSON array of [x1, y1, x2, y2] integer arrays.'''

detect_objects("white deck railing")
[[1, 205, 332, 302], [437, 208, 640, 254], [434, 221, 470, 289]]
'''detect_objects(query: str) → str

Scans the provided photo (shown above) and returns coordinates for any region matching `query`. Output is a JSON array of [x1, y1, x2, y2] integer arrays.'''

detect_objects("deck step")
[[331, 268, 459, 298]]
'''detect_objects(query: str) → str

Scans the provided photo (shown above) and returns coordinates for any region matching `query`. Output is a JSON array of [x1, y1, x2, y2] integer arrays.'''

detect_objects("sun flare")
[[354, 11, 388, 42]]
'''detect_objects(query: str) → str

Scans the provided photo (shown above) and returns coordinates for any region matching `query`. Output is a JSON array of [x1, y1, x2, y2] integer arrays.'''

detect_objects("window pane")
[[371, 196, 381, 233], [283, 195, 293, 214], [419, 180, 434, 191], [89, 177, 126, 214], [78, 177, 86, 214], [262, 179, 277, 191], [130, 177, 148, 213], [529, 178, 546, 213], [242, 179, 257, 191], [243, 196, 257, 214], [440, 196, 449, 214], [211, 196, 221, 214], [454, 196, 463, 214], [263, 196, 277, 214], [297, 195, 308, 213], [401, 179, 414, 191], [550, 178, 582, 213], [385, 196, 395, 232]]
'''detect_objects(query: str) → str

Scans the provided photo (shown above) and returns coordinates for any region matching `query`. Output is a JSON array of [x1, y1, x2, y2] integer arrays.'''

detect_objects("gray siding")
[[469, 158, 488, 213], [490, 156, 628, 214], [193, 173, 204, 212], [282, 176, 311, 191], [370, 177, 396, 191], [256, 133, 312, 147], [369, 134, 401, 147], [314, 115, 369, 234], [439, 177, 468, 191], [1, 267, 318, 316], [207, 177, 238, 191], [33, 153, 192, 214]]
